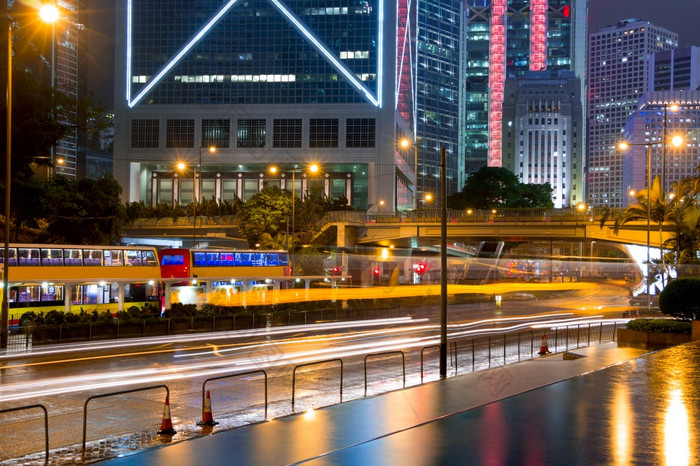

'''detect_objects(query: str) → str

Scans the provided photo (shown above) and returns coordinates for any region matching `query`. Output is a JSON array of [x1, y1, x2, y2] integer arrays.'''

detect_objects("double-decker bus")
[[0, 244, 162, 318], [158, 248, 290, 280]]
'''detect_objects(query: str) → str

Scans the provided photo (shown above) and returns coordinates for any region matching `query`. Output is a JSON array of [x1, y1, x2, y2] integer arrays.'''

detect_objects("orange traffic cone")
[[157, 395, 177, 435], [538, 334, 550, 355], [197, 390, 219, 426]]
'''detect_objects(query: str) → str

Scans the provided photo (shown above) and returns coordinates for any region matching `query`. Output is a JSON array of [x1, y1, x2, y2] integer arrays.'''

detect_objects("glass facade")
[[464, 0, 583, 174], [129, 0, 380, 106], [415, 0, 462, 202]]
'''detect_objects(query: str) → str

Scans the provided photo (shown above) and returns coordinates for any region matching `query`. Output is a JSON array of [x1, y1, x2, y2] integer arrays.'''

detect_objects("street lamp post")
[[193, 146, 216, 248], [400, 137, 419, 210], [269, 164, 318, 276], [620, 134, 683, 312], [1, 16, 12, 349], [439, 147, 447, 379], [39, 3, 58, 176]]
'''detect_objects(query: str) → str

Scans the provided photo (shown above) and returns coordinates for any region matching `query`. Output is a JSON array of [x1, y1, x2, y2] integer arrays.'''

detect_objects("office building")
[[650, 46, 700, 92], [586, 19, 678, 207], [113, 0, 465, 211], [502, 70, 583, 207], [621, 91, 700, 204], [463, 0, 587, 180]]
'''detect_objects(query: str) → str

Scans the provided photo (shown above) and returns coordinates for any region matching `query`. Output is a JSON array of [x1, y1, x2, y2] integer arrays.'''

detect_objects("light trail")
[[0, 314, 615, 403], [0, 317, 423, 365]]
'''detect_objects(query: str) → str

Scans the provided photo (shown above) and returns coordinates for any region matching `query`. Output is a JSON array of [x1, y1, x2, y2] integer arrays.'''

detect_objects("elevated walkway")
[[104, 340, 698, 465]]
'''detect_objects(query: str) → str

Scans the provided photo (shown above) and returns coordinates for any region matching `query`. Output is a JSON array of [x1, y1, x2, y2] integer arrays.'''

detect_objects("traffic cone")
[[197, 390, 219, 426], [538, 334, 550, 355], [157, 395, 177, 435]]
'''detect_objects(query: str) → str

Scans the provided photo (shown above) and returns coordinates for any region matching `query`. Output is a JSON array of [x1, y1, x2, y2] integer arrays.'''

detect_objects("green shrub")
[[659, 278, 700, 320], [626, 318, 692, 334]]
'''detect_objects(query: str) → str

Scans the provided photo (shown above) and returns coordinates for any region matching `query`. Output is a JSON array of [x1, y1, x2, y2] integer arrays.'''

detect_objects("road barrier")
[[364, 351, 406, 396], [201, 370, 268, 422], [0, 404, 49, 463], [82, 384, 170, 454], [420, 344, 441, 383], [292, 358, 343, 411]]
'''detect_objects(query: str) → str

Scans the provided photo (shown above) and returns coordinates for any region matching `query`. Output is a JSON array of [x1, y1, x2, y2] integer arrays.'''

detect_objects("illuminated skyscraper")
[[586, 19, 678, 207], [113, 0, 464, 211], [463, 0, 587, 181]]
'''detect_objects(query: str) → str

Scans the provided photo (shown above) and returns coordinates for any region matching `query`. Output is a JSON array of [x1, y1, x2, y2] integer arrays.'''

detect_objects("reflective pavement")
[[104, 340, 700, 465]]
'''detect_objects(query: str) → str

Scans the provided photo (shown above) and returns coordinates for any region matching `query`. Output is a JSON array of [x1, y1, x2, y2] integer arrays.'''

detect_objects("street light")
[[440, 147, 447, 379], [661, 104, 679, 195], [192, 146, 216, 248], [399, 137, 419, 210], [2, 14, 12, 349], [39, 3, 59, 176], [620, 135, 683, 312], [269, 163, 319, 276]]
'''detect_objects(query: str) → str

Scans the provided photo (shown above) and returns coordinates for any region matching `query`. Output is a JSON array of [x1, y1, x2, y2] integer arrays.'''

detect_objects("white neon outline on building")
[[126, 0, 382, 108], [127, 0, 241, 108], [269, 0, 380, 107]]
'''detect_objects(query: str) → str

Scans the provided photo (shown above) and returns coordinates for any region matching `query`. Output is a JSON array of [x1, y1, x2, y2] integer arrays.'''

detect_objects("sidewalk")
[[104, 342, 660, 465]]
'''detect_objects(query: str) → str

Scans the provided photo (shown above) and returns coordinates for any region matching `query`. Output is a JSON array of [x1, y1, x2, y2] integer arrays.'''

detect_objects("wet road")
[[0, 284, 634, 461]]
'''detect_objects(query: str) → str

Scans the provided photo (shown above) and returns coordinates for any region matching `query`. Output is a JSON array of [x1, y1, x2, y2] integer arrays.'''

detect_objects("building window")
[[202, 120, 230, 148], [131, 119, 159, 148], [166, 119, 195, 148], [237, 119, 267, 148], [309, 118, 339, 148], [346, 118, 376, 148], [273, 119, 302, 148]]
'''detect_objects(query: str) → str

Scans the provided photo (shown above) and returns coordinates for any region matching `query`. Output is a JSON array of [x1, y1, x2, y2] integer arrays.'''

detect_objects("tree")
[[659, 278, 700, 320], [237, 186, 292, 247], [40, 174, 127, 244], [447, 166, 553, 210]]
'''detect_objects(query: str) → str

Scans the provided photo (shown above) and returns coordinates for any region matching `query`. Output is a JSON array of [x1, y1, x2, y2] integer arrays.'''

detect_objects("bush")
[[659, 278, 700, 320], [626, 318, 692, 334]]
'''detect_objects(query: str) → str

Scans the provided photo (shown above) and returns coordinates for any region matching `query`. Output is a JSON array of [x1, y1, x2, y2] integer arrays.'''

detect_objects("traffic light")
[[373, 267, 381, 277], [413, 262, 427, 275], [332, 266, 340, 275]]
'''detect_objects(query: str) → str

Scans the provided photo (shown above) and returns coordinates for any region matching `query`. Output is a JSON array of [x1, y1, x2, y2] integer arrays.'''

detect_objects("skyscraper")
[[586, 19, 678, 207], [502, 70, 583, 208], [113, 0, 465, 212], [51, 0, 82, 179], [463, 0, 587, 180], [649, 46, 700, 92]]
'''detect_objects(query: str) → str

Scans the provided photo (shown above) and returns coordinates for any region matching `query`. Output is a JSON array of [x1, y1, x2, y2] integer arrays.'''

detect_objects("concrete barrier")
[[618, 328, 692, 349]]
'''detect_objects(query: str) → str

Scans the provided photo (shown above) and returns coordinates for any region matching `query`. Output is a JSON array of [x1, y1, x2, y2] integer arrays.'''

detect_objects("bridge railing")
[[323, 208, 623, 225]]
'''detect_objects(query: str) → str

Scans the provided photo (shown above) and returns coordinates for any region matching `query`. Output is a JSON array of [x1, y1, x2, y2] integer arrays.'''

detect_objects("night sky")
[[86, 0, 700, 108], [588, 0, 700, 46]]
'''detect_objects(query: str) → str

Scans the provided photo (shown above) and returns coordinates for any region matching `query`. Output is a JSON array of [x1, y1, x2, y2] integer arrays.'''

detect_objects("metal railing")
[[0, 404, 49, 463], [201, 370, 268, 421], [82, 385, 170, 454], [292, 358, 343, 411], [364, 351, 406, 396]]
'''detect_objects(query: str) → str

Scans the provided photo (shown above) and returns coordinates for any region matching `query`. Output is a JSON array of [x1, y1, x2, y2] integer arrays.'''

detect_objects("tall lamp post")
[[39, 3, 59, 176], [400, 137, 420, 210], [620, 135, 683, 312], [439, 147, 447, 379], [2, 15, 12, 349], [193, 146, 216, 248], [269, 163, 318, 276]]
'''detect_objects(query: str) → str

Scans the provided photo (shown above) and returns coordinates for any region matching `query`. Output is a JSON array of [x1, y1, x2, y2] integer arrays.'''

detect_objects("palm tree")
[[664, 177, 700, 276]]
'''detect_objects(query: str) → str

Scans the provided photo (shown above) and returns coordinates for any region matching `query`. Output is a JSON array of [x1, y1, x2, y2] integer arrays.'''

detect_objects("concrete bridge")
[[313, 208, 674, 249], [124, 209, 674, 249]]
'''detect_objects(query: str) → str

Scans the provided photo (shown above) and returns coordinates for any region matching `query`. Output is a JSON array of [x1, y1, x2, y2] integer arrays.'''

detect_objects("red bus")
[[158, 248, 290, 279]]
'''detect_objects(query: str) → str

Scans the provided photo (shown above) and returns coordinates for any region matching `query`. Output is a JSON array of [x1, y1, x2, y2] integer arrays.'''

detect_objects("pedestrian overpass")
[[314, 208, 673, 249]]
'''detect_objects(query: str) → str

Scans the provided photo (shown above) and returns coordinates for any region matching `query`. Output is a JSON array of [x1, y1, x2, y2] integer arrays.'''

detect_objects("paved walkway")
[[103, 340, 698, 465]]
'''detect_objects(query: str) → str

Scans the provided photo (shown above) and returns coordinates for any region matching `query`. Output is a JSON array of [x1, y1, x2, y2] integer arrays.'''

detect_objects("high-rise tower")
[[113, 0, 464, 211], [463, 0, 586, 181], [586, 19, 678, 207]]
